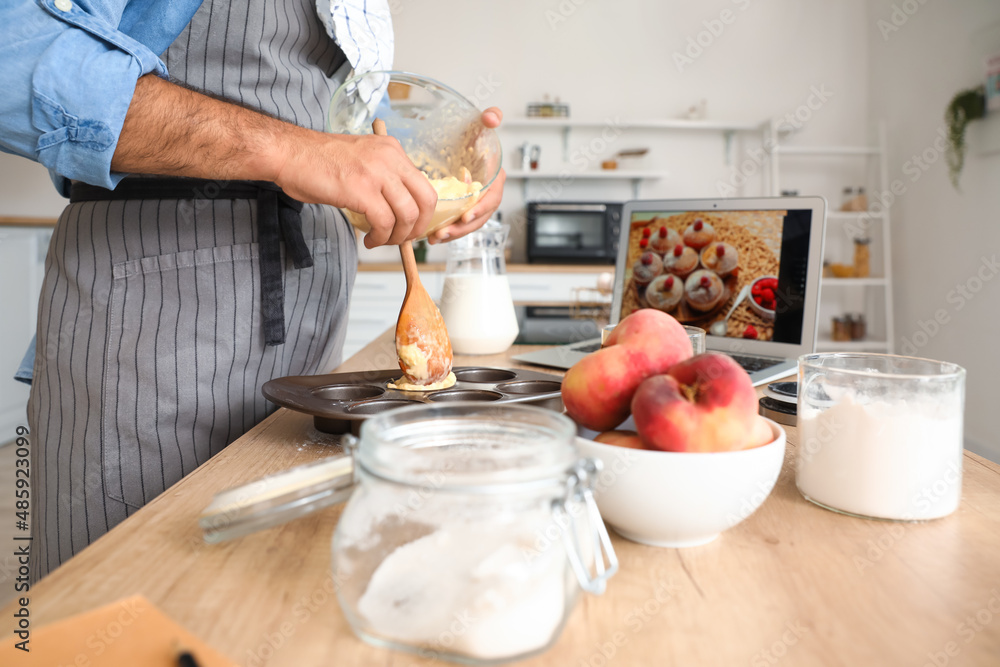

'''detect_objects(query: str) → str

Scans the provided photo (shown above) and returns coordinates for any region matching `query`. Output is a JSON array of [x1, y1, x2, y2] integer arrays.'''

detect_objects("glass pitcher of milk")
[[440, 221, 519, 354]]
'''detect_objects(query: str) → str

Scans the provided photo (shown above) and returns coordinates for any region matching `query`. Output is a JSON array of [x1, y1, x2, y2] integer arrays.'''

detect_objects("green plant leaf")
[[945, 85, 986, 190]]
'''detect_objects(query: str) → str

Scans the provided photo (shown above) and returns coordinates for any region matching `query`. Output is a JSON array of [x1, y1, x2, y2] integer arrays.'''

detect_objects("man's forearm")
[[109, 73, 467, 247], [111, 74, 295, 182]]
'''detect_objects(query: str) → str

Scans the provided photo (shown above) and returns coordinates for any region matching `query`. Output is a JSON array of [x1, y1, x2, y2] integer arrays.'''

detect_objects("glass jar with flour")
[[439, 222, 520, 355], [332, 403, 617, 664], [796, 353, 966, 521]]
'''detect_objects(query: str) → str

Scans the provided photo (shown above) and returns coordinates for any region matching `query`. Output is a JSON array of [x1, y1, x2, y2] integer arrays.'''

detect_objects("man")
[[1, 0, 504, 580]]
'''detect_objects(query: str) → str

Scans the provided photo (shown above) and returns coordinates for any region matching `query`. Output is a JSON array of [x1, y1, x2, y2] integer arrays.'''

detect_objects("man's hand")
[[272, 128, 438, 247], [111, 76, 501, 248], [427, 106, 506, 245], [112, 75, 438, 246]]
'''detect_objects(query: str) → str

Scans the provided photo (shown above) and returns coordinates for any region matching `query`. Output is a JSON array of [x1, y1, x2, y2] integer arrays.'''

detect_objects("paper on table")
[[0, 595, 236, 666]]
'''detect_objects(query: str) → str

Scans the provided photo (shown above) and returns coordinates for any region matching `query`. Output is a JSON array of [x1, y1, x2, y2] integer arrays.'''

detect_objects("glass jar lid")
[[199, 455, 355, 543], [357, 402, 578, 492]]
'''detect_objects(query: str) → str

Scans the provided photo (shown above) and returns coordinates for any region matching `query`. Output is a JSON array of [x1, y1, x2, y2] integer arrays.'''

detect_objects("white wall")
[[868, 0, 1000, 462], [391, 0, 872, 261], [0, 154, 66, 218]]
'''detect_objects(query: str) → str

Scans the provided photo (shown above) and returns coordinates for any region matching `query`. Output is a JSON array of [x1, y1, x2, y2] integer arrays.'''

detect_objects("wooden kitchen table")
[[6, 331, 1000, 666]]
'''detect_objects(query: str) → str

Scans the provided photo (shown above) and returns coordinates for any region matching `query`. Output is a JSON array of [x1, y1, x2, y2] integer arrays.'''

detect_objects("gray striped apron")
[[27, 0, 357, 581]]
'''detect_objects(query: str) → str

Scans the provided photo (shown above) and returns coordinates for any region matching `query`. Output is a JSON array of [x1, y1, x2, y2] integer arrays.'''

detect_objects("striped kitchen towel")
[[316, 0, 394, 109]]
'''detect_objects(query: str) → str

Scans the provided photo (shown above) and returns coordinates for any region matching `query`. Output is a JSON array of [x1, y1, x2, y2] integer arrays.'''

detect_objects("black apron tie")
[[70, 177, 312, 346], [255, 186, 311, 345]]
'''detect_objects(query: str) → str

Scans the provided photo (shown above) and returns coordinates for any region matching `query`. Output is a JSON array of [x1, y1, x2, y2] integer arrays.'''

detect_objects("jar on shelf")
[[855, 187, 868, 210], [840, 187, 868, 212], [840, 186, 855, 210], [853, 236, 871, 278], [831, 316, 852, 342], [849, 313, 867, 341]]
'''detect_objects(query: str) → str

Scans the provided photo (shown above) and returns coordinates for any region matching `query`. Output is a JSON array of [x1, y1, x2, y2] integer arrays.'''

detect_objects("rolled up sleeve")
[[0, 1, 168, 189]]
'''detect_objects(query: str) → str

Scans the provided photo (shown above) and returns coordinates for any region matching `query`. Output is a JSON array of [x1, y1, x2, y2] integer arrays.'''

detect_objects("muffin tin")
[[262, 366, 564, 434]]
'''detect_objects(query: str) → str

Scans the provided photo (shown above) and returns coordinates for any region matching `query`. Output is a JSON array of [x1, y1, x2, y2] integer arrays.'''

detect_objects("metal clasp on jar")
[[342, 433, 360, 483], [552, 458, 619, 595]]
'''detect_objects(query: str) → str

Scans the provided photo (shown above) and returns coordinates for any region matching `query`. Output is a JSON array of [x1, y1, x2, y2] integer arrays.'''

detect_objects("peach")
[[562, 309, 693, 432], [631, 352, 759, 453], [594, 430, 646, 450], [743, 416, 775, 450]]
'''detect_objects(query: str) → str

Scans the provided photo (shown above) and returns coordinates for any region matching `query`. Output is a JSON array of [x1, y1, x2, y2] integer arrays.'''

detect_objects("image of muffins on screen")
[[701, 242, 739, 279], [623, 210, 784, 340], [649, 223, 683, 256], [645, 274, 684, 312], [662, 243, 699, 279], [632, 249, 663, 286]]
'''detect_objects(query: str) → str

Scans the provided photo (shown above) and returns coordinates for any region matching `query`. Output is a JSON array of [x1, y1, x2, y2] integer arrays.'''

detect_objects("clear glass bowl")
[[328, 71, 503, 239]]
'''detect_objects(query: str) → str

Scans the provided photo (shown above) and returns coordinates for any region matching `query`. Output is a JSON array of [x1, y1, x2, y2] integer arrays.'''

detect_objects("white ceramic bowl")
[[575, 418, 786, 548], [748, 275, 777, 321]]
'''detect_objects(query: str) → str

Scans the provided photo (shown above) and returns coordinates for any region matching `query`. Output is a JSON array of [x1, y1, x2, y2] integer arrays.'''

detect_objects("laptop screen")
[[616, 207, 816, 348]]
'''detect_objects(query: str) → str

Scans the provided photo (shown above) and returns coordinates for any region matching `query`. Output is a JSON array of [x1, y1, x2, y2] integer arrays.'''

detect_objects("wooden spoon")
[[372, 119, 453, 385]]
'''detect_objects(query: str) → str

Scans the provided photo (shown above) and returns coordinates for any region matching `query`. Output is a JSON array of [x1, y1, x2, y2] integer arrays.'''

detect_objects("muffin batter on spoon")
[[371, 119, 456, 390]]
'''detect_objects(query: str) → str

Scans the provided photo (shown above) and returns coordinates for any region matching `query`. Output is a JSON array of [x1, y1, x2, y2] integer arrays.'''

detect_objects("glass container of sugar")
[[332, 402, 617, 665], [796, 353, 966, 521]]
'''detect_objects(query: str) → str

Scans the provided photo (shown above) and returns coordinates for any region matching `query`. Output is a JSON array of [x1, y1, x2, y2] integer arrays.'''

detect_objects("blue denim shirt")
[[0, 0, 202, 192]]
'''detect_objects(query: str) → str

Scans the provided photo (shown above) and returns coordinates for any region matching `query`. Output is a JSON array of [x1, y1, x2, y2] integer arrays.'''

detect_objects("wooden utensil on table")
[[371, 119, 453, 385]]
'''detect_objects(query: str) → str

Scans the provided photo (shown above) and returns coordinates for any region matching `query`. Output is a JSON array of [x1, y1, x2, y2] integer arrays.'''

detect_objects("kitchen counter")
[[358, 262, 614, 273], [0, 216, 57, 227], [6, 332, 1000, 665]]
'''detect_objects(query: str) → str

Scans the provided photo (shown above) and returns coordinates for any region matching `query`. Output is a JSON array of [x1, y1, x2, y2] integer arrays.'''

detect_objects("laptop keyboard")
[[728, 354, 783, 373], [567, 343, 782, 374]]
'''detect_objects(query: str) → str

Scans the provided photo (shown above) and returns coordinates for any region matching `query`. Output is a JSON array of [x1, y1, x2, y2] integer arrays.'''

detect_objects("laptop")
[[513, 196, 827, 386]]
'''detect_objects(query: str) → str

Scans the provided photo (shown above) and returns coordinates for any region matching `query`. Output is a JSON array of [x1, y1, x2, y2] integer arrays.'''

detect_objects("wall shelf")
[[821, 277, 888, 286], [503, 118, 763, 131], [825, 211, 884, 222], [505, 170, 669, 199], [501, 117, 764, 164], [815, 338, 891, 352], [773, 145, 880, 156]]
